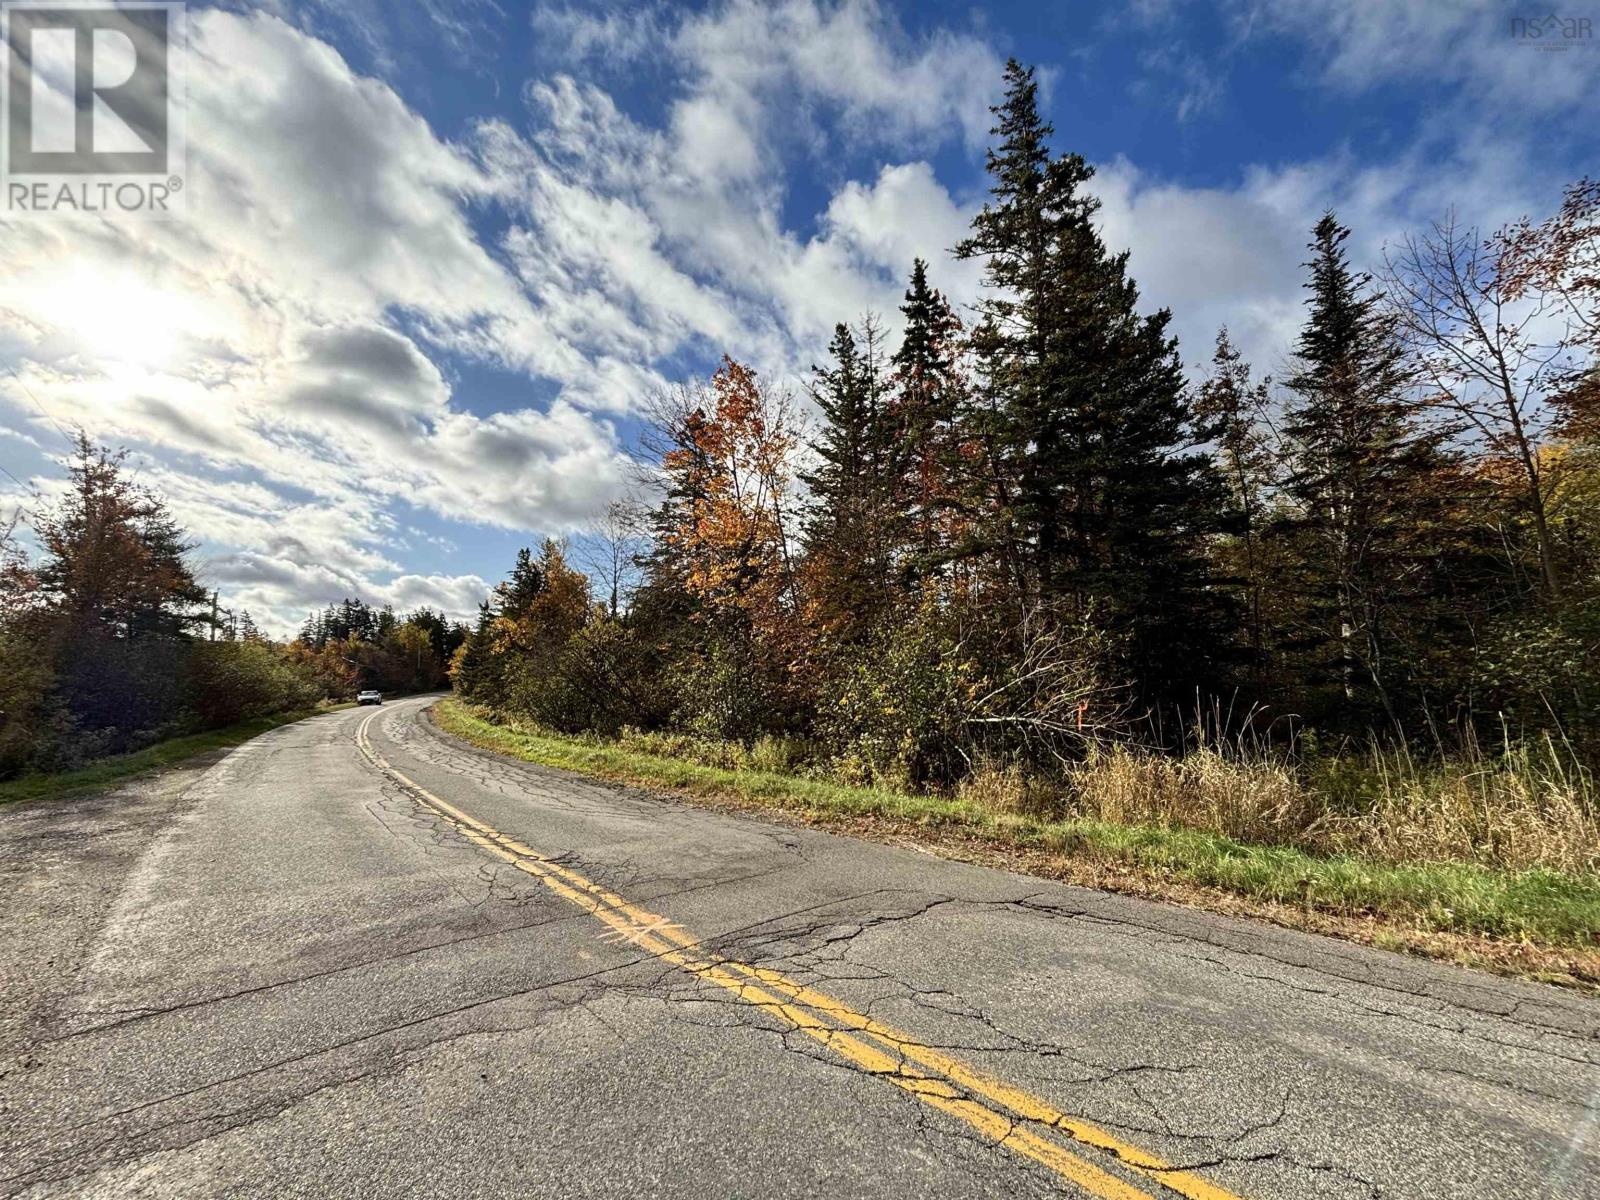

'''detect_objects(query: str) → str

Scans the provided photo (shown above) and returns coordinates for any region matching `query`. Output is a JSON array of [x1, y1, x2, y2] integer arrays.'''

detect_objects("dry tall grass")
[[1067, 745, 1321, 846], [619, 705, 1597, 874], [1327, 735, 1599, 874], [960, 731, 1599, 874]]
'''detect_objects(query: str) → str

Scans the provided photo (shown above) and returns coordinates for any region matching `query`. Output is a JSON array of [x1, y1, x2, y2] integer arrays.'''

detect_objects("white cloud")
[[670, 0, 1002, 154], [822, 161, 984, 298], [1235, 0, 1598, 113], [504, 20, 990, 372], [1131, 1, 1600, 124], [1088, 130, 1571, 381], [534, 1, 1002, 157], [4, 2, 994, 632], [381, 572, 494, 616], [529, 2, 670, 68], [0, 10, 648, 631]]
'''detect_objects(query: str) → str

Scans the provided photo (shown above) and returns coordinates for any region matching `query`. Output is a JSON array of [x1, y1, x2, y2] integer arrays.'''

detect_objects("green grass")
[[434, 699, 1600, 950], [0, 704, 352, 807]]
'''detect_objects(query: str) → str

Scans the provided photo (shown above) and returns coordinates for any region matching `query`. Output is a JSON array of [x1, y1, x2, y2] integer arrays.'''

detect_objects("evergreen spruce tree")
[[1195, 329, 1274, 685], [495, 548, 546, 620], [887, 258, 966, 574], [34, 434, 208, 640], [451, 600, 500, 704], [801, 321, 893, 634], [1279, 213, 1448, 726], [956, 59, 1232, 703], [640, 404, 711, 607]]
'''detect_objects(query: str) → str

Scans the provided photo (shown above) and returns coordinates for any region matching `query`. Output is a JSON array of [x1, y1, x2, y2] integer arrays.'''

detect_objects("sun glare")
[[39, 269, 194, 369]]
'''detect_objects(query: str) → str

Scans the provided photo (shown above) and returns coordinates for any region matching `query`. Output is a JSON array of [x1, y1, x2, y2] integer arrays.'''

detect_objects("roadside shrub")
[[503, 651, 592, 733], [185, 639, 318, 728], [819, 604, 973, 789], [53, 634, 186, 756], [1474, 605, 1600, 753], [555, 618, 674, 735], [671, 630, 797, 743], [820, 594, 1122, 790], [0, 620, 64, 777]]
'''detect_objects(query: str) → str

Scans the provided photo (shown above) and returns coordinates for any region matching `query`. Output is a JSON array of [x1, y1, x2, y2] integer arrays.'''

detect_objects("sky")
[[1, 0, 1597, 636]]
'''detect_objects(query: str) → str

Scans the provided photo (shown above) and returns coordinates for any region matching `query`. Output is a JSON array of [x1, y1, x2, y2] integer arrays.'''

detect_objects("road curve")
[[1, 695, 1596, 1198]]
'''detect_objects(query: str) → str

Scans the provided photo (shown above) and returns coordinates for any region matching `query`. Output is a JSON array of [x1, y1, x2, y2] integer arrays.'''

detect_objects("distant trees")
[[0, 438, 313, 774], [0, 436, 472, 777], [289, 596, 466, 697]]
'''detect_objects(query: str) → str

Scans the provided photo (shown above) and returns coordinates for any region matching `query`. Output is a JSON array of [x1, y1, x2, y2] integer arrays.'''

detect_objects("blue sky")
[[2, 0, 1596, 634]]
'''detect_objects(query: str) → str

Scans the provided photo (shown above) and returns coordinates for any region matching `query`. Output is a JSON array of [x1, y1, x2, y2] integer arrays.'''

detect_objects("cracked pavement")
[[1, 696, 1596, 1198]]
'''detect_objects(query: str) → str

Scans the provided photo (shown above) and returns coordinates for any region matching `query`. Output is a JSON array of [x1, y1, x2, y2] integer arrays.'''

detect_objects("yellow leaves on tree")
[[655, 358, 800, 639], [489, 539, 593, 657]]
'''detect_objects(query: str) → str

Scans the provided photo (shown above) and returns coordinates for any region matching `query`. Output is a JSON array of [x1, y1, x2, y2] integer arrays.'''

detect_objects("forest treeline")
[[0, 437, 467, 776], [455, 63, 1599, 871]]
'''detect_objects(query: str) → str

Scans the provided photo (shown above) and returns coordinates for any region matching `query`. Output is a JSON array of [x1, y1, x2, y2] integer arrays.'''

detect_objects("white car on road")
[[356, 690, 383, 706]]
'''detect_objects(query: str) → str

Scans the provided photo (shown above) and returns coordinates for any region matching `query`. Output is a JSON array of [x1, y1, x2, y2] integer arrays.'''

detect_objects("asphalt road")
[[1, 696, 1596, 1199]]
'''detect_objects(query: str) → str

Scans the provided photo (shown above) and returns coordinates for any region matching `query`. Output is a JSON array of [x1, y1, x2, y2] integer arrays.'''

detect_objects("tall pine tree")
[[802, 321, 893, 636], [955, 59, 1232, 705], [1195, 328, 1274, 687], [495, 548, 546, 620], [887, 259, 967, 576], [34, 435, 208, 640], [1279, 214, 1449, 726]]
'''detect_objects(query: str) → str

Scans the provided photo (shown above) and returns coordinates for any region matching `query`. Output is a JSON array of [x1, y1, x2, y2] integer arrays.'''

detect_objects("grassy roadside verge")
[[0, 704, 353, 807], [434, 698, 1600, 987]]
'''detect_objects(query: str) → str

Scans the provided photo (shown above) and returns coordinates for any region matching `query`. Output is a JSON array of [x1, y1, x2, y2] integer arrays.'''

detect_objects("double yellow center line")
[[357, 710, 1246, 1200]]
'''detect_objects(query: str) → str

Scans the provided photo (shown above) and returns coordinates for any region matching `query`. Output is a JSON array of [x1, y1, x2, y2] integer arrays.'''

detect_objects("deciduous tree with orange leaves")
[[634, 357, 812, 736], [648, 357, 801, 638]]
